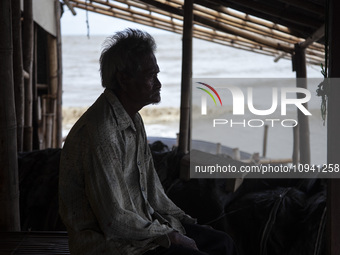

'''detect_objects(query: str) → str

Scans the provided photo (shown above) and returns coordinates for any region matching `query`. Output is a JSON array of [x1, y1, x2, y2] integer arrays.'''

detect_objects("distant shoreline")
[[62, 106, 180, 129]]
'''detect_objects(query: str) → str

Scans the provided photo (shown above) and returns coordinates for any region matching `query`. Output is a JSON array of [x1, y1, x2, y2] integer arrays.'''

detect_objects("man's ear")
[[116, 71, 133, 91], [116, 71, 127, 86]]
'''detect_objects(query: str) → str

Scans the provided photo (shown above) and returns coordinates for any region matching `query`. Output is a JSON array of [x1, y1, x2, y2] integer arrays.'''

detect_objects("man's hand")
[[167, 231, 199, 251]]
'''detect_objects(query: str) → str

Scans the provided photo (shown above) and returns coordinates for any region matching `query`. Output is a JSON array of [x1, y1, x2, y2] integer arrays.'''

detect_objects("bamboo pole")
[[192, 4, 303, 45], [47, 34, 58, 148], [11, 0, 24, 152], [193, 0, 319, 37], [327, 0, 340, 254], [55, 0, 63, 148], [32, 24, 39, 150], [178, 0, 193, 154], [193, 13, 293, 53], [23, 0, 34, 151], [293, 43, 310, 165], [0, 0, 21, 231], [138, 0, 294, 52]]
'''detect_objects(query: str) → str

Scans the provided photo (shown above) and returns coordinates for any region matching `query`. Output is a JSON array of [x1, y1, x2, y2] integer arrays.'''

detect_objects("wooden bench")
[[0, 231, 70, 254]]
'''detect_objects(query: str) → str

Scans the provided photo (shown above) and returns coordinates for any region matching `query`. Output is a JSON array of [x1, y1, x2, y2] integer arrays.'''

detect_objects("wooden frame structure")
[[67, 0, 325, 65], [1, 0, 340, 254]]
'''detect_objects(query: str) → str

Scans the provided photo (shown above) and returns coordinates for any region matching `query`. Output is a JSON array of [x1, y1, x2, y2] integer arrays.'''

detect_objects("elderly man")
[[59, 29, 236, 255]]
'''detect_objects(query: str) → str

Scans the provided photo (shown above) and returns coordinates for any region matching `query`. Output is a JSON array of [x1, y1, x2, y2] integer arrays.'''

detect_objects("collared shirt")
[[59, 89, 195, 255]]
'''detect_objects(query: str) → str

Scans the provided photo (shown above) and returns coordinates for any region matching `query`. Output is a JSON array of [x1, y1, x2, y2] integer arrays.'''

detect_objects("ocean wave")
[[62, 106, 181, 128]]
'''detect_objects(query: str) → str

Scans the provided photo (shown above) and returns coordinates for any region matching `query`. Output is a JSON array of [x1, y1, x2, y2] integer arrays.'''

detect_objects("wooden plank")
[[0, 232, 70, 254]]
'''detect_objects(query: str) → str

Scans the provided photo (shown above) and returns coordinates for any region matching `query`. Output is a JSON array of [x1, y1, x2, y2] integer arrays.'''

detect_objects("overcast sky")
[[60, 7, 168, 36]]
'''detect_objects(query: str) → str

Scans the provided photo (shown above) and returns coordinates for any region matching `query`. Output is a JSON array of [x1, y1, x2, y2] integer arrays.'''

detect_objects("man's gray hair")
[[99, 28, 156, 91]]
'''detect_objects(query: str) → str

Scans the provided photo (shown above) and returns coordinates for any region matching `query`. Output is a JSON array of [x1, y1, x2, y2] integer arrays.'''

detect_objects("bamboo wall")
[[0, 0, 63, 231], [21, 0, 63, 151]]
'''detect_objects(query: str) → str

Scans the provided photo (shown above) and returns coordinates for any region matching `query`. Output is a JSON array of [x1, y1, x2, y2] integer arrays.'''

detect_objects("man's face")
[[126, 53, 162, 107]]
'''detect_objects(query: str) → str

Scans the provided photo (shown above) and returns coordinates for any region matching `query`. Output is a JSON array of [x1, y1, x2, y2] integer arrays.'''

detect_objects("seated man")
[[59, 28, 236, 255]]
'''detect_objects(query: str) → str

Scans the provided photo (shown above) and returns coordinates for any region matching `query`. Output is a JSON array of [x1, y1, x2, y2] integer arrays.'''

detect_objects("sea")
[[62, 33, 327, 165]]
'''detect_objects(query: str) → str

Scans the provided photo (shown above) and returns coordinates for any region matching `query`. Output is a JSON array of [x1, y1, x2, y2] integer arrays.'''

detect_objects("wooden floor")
[[0, 232, 70, 254]]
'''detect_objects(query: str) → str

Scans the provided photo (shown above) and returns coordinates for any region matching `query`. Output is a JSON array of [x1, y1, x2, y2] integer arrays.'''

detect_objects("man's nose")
[[155, 78, 162, 89]]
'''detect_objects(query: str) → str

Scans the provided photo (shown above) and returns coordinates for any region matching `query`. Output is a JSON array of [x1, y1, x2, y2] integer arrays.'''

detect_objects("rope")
[[85, 0, 90, 39], [260, 188, 291, 255], [313, 206, 327, 255], [316, 0, 329, 125]]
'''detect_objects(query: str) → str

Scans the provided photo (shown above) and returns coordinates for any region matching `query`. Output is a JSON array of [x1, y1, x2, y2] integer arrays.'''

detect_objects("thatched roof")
[[65, 0, 326, 65]]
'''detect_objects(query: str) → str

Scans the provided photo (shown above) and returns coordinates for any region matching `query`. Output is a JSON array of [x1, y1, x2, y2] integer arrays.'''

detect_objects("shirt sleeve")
[[144, 145, 197, 230]]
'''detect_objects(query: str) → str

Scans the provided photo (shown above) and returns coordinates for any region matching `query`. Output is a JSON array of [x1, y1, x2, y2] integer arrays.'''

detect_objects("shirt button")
[[137, 161, 141, 166], [141, 187, 145, 191]]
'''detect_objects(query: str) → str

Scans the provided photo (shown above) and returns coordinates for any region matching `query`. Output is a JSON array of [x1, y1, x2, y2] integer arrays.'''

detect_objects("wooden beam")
[[55, 0, 63, 148], [32, 24, 39, 150], [178, 0, 193, 154], [11, 0, 24, 152], [327, 0, 340, 254], [63, 0, 77, 15], [0, 0, 20, 231], [47, 34, 58, 148], [300, 25, 325, 49], [23, 0, 34, 151], [222, 0, 320, 29], [293, 43, 310, 165], [72, 3, 184, 35], [277, 0, 324, 16]]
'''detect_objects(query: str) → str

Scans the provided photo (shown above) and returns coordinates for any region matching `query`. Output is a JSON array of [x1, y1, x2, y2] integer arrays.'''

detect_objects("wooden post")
[[262, 124, 268, 157], [0, 0, 21, 231], [327, 0, 340, 254], [47, 34, 58, 147], [293, 43, 311, 165], [292, 125, 299, 166], [178, 0, 193, 154], [32, 24, 39, 150], [23, 0, 34, 151], [55, 0, 63, 148], [11, 0, 25, 152]]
